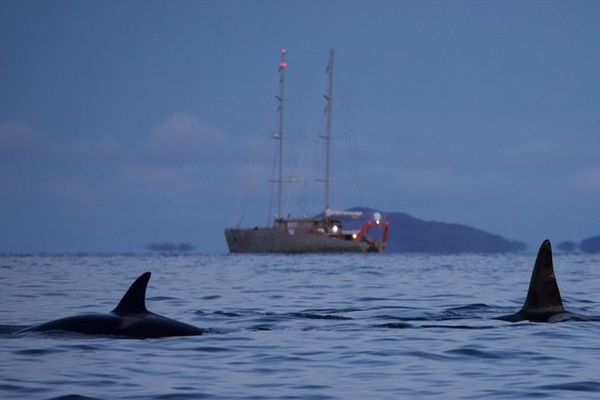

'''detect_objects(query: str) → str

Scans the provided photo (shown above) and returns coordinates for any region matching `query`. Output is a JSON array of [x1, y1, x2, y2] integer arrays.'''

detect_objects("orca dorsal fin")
[[521, 240, 565, 314], [112, 272, 151, 314]]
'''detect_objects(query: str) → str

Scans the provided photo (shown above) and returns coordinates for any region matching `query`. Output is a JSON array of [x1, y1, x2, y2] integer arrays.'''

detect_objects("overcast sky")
[[1, 1, 599, 253]]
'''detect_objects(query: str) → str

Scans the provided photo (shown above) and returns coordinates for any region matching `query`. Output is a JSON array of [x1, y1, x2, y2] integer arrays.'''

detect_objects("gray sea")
[[1, 252, 599, 399]]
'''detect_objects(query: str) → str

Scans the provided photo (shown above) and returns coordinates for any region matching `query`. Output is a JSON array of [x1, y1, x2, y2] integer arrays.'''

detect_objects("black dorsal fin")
[[521, 240, 565, 314], [112, 272, 151, 314]]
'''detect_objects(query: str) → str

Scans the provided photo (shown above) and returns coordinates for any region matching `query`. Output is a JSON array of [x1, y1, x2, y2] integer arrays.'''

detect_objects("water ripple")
[[46, 396, 103, 400], [2, 253, 600, 400], [537, 381, 600, 392]]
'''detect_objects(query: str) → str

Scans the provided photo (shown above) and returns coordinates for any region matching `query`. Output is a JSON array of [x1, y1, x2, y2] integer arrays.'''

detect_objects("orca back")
[[24, 271, 204, 338]]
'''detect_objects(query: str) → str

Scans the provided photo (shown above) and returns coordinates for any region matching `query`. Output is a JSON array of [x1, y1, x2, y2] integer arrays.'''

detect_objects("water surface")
[[1, 253, 599, 399]]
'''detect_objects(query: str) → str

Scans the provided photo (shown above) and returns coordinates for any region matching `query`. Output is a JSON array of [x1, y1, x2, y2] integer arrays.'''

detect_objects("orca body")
[[24, 272, 204, 338], [498, 240, 594, 323]]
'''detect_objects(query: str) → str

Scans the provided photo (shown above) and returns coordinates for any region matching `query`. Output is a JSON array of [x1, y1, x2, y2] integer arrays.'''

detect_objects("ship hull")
[[225, 227, 369, 254]]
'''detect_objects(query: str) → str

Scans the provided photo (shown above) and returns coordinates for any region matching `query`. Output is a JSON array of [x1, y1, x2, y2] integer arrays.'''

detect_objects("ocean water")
[[1, 252, 599, 399]]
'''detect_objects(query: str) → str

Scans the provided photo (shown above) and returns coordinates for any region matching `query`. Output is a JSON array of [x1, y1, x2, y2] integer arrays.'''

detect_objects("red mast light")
[[279, 48, 288, 70]]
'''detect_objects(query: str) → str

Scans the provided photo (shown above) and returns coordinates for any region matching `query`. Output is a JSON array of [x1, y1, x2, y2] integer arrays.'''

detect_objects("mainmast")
[[274, 48, 288, 219], [323, 49, 334, 213]]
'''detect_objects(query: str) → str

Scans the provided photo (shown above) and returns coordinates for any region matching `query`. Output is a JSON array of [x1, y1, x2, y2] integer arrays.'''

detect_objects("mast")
[[323, 49, 334, 213], [274, 48, 288, 219]]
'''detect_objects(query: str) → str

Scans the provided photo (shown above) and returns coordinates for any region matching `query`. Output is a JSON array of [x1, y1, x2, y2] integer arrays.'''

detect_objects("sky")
[[1, 0, 599, 253]]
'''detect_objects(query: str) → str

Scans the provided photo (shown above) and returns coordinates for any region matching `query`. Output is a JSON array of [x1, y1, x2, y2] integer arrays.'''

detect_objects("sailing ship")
[[224, 49, 389, 253]]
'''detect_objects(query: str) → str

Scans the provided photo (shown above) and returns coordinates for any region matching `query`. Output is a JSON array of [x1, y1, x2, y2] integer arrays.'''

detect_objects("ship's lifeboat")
[[355, 213, 390, 253]]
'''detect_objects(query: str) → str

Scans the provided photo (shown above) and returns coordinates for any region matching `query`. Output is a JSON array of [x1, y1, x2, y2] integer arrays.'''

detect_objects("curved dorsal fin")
[[112, 272, 151, 314], [521, 240, 565, 313]]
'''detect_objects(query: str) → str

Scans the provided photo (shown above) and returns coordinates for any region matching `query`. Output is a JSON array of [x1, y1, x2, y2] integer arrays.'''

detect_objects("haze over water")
[[2, 253, 600, 399]]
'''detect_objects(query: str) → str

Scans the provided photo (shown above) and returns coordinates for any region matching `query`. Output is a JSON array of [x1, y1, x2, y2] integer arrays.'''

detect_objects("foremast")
[[322, 49, 334, 214], [273, 49, 288, 220]]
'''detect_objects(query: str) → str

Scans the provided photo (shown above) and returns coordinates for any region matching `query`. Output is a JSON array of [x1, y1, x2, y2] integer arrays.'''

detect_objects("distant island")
[[146, 243, 195, 253], [557, 236, 600, 253], [345, 207, 526, 253], [581, 236, 600, 253]]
